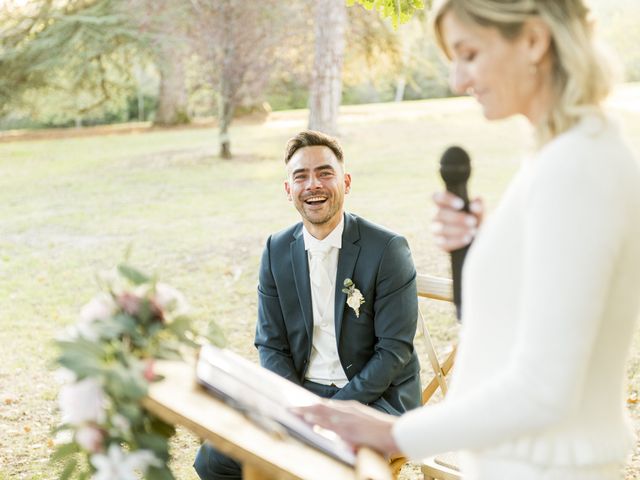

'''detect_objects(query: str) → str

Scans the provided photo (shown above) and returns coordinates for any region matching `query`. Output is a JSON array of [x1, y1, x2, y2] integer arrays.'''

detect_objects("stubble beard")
[[298, 195, 342, 226]]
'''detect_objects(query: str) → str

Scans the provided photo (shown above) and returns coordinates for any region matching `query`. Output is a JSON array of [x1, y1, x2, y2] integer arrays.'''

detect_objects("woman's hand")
[[293, 400, 400, 456], [432, 192, 484, 252]]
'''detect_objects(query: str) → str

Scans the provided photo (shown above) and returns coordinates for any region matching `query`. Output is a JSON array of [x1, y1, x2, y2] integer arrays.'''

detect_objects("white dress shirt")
[[303, 215, 349, 387]]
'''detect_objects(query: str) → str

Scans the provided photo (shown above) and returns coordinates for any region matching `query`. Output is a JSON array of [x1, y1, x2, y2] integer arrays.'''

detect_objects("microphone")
[[439, 146, 472, 321]]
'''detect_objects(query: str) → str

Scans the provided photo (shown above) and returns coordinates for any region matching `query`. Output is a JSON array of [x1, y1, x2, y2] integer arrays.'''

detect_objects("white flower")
[[90, 444, 136, 480], [59, 377, 106, 425], [91, 444, 161, 480], [126, 449, 162, 470], [75, 425, 103, 453], [346, 289, 365, 317], [154, 283, 189, 317], [78, 294, 117, 340], [54, 367, 76, 385], [54, 429, 73, 445], [80, 294, 117, 323], [343, 278, 365, 318], [111, 414, 131, 435]]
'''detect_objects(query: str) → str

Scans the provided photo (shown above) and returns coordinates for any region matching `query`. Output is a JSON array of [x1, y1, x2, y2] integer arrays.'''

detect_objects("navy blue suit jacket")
[[254, 213, 421, 414]]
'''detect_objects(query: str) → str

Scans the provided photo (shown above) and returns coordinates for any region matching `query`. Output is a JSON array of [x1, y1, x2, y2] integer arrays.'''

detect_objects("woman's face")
[[440, 10, 547, 122]]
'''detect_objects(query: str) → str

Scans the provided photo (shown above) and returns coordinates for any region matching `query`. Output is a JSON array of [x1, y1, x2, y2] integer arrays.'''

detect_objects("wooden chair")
[[389, 273, 461, 480], [415, 274, 458, 405]]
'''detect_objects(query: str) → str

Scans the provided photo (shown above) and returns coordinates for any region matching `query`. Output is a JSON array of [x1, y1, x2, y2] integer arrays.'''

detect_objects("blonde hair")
[[432, 0, 618, 145]]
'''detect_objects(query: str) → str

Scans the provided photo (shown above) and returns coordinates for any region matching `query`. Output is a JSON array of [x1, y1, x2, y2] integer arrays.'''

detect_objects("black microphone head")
[[440, 146, 471, 186]]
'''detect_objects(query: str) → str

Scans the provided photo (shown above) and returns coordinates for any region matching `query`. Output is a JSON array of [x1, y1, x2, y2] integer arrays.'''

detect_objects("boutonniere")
[[342, 278, 365, 318]]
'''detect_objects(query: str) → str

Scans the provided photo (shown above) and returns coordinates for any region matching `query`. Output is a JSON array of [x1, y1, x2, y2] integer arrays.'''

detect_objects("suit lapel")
[[290, 227, 314, 343], [335, 213, 360, 341]]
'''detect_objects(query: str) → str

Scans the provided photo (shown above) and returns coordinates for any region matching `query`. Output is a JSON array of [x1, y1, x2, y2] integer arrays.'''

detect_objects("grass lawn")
[[1, 86, 639, 479]]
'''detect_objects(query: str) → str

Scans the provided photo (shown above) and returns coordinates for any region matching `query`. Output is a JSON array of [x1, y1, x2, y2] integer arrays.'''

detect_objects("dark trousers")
[[193, 380, 340, 480]]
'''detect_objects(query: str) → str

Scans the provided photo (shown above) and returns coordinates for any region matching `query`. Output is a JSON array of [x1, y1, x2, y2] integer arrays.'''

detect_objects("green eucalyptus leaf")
[[166, 316, 191, 337], [111, 313, 138, 331], [146, 465, 175, 480], [50, 442, 80, 462], [136, 433, 170, 459], [56, 346, 103, 378], [146, 321, 165, 338], [148, 416, 176, 438], [135, 298, 156, 324], [117, 402, 144, 424], [117, 263, 150, 285], [56, 338, 105, 357], [154, 345, 183, 361], [105, 364, 147, 401], [59, 457, 78, 480], [205, 322, 226, 347]]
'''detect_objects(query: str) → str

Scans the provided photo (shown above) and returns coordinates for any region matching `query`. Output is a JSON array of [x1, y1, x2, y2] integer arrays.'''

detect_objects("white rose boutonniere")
[[343, 278, 365, 318]]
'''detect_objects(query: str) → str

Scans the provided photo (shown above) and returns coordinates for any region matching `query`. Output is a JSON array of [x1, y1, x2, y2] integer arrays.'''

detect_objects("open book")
[[195, 344, 357, 466]]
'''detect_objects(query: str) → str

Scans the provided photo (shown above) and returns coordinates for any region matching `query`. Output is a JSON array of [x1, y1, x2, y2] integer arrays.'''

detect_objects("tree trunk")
[[308, 0, 346, 136], [394, 75, 406, 102], [218, 96, 234, 159], [218, 74, 235, 159], [154, 40, 189, 126], [217, 2, 235, 159]]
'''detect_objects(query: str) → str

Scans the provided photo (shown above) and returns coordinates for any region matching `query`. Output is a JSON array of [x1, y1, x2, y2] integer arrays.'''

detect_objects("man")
[[195, 130, 420, 480]]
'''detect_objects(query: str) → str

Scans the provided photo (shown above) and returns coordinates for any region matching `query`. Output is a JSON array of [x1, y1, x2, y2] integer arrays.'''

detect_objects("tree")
[[190, 0, 292, 159], [131, 0, 191, 126], [154, 40, 188, 125], [344, 4, 402, 104], [0, 0, 192, 126], [308, 0, 347, 136], [1, 0, 132, 116]]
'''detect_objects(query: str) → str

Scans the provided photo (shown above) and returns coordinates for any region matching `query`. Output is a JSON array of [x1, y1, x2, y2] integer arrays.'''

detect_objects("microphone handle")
[[451, 245, 469, 320], [446, 182, 470, 320], [447, 183, 469, 213]]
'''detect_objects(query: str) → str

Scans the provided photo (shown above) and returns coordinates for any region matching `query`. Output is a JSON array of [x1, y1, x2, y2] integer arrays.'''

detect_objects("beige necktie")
[[309, 248, 333, 320]]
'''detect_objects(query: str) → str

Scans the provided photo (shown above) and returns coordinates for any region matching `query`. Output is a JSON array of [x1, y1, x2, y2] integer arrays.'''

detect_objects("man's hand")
[[293, 400, 400, 457], [432, 191, 484, 252]]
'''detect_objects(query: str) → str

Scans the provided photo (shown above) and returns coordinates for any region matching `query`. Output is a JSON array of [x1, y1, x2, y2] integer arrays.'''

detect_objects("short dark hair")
[[284, 130, 344, 164]]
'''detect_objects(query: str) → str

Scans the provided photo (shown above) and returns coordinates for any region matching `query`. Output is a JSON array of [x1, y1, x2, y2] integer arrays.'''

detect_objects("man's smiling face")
[[284, 145, 351, 238]]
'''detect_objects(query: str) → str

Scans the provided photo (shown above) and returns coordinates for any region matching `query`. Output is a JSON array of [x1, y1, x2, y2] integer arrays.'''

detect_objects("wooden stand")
[[142, 359, 391, 480]]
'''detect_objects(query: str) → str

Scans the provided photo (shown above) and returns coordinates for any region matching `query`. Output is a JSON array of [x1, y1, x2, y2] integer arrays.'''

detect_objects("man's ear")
[[344, 173, 352, 194], [522, 17, 551, 65], [284, 181, 292, 201]]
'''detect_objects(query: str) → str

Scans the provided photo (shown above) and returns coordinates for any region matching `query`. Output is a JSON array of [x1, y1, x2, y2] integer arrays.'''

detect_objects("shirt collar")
[[302, 214, 344, 252]]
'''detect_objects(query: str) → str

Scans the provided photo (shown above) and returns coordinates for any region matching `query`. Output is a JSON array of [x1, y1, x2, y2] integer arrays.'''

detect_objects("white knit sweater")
[[394, 116, 640, 476]]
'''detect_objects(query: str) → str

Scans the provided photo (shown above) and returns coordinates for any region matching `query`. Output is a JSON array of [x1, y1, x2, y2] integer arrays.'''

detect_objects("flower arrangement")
[[342, 278, 365, 318], [51, 264, 222, 480]]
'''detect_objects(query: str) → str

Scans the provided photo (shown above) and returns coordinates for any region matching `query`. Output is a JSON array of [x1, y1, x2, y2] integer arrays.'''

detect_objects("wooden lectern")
[[142, 359, 391, 480]]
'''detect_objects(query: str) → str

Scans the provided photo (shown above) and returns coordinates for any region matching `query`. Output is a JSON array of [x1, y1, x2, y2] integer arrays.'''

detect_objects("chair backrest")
[[389, 274, 460, 480], [415, 273, 457, 405]]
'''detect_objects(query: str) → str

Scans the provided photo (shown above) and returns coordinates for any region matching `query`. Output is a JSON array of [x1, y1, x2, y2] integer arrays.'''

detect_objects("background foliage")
[[2, 0, 639, 131]]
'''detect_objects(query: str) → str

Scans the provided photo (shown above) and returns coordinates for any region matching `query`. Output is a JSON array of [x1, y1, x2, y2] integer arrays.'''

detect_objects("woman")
[[297, 1, 640, 478]]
